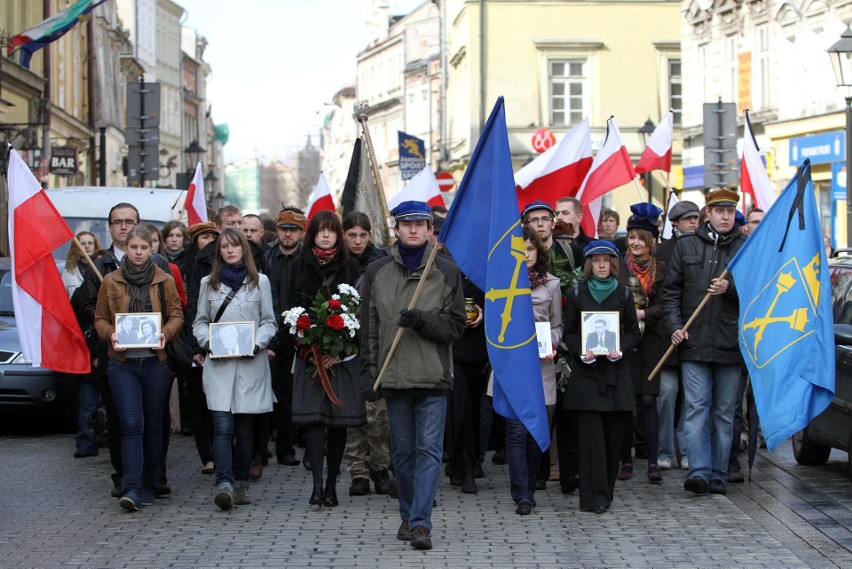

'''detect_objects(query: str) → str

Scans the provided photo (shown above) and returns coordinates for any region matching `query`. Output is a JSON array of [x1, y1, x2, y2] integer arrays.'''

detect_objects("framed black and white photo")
[[209, 321, 256, 359], [115, 313, 162, 348], [581, 311, 620, 356], [535, 322, 552, 359]]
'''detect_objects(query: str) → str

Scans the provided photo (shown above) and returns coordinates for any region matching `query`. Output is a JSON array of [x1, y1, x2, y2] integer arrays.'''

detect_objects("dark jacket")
[[353, 242, 388, 283], [289, 249, 360, 312], [564, 281, 641, 411], [360, 242, 466, 393], [263, 243, 302, 355], [185, 240, 217, 353], [452, 274, 488, 364], [661, 222, 746, 364]]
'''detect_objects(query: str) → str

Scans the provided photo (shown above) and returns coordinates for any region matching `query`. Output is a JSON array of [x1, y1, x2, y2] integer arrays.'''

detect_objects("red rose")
[[328, 299, 342, 310], [296, 314, 312, 332], [326, 314, 345, 331]]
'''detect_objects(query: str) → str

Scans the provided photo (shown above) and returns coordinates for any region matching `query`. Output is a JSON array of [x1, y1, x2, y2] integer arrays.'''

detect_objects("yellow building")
[[443, 0, 682, 217]]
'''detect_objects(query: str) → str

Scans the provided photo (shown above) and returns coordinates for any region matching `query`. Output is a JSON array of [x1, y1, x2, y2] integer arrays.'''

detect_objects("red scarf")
[[528, 268, 548, 290], [626, 254, 657, 297], [312, 246, 338, 266]]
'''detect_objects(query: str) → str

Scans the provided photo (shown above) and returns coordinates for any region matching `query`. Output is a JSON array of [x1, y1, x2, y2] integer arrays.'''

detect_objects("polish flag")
[[662, 191, 679, 240], [6, 148, 89, 373], [515, 119, 593, 211], [306, 172, 336, 220], [741, 110, 776, 211], [576, 117, 636, 237], [387, 167, 446, 210], [185, 161, 207, 226], [635, 111, 673, 174]]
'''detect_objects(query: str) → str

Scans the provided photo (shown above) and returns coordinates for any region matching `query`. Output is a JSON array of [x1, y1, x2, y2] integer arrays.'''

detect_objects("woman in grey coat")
[[193, 228, 277, 510]]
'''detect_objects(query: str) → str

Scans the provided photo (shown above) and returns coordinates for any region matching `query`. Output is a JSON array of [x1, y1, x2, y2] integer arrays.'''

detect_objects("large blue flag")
[[439, 97, 549, 451], [728, 160, 835, 451]]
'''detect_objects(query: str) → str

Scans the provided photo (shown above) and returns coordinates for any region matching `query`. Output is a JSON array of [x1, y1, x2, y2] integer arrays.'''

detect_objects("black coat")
[[661, 222, 746, 364], [263, 243, 301, 354], [290, 250, 360, 311], [185, 241, 216, 353], [563, 281, 641, 412]]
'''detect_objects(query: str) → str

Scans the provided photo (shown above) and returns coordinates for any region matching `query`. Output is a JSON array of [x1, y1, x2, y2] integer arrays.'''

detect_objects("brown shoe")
[[249, 461, 262, 481], [396, 519, 411, 541], [410, 526, 432, 550]]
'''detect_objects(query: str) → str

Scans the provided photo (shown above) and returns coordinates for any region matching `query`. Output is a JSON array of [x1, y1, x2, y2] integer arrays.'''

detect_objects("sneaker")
[[140, 488, 156, 506], [658, 458, 672, 470], [349, 477, 371, 496], [410, 526, 432, 550], [709, 479, 728, 495], [118, 493, 141, 512], [515, 500, 532, 516], [683, 476, 709, 494], [234, 485, 251, 505], [396, 519, 411, 541], [680, 457, 689, 470], [617, 463, 633, 481], [215, 483, 234, 510]]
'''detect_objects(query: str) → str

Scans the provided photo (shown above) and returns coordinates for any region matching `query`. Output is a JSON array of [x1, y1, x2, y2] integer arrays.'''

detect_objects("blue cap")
[[521, 201, 554, 219], [734, 210, 746, 228], [627, 202, 663, 238], [391, 200, 432, 221], [583, 239, 619, 258]]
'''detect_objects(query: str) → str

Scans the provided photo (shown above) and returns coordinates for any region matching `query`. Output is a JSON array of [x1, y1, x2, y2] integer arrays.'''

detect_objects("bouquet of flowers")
[[281, 284, 361, 405]]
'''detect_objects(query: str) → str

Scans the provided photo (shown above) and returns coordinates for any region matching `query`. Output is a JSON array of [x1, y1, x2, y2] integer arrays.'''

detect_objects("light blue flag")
[[728, 160, 835, 451], [439, 97, 549, 451]]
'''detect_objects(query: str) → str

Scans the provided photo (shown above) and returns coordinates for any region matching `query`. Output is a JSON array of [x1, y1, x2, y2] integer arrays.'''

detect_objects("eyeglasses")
[[110, 219, 137, 227], [526, 216, 552, 225]]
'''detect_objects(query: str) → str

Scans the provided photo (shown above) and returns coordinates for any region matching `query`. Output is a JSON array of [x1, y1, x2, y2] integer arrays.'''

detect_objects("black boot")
[[461, 456, 478, 494], [323, 481, 339, 507], [448, 463, 462, 487], [371, 469, 390, 495], [309, 484, 324, 507]]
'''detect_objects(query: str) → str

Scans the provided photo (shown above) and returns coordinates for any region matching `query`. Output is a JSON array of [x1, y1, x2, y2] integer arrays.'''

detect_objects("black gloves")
[[240, 345, 260, 360], [361, 383, 381, 402], [204, 342, 212, 355], [398, 308, 424, 330]]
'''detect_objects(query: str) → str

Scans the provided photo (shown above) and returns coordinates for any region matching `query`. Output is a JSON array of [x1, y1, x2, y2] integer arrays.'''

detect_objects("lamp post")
[[638, 118, 656, 202], [828, 27, 852, 248], [204, 167, 219, 209]]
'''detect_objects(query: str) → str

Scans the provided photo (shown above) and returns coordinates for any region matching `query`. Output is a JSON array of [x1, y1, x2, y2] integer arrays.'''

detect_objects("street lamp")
[[638, 118, 656, 202], [183, 139, 205, 172], [828, 27, 852, 248], [204, 167, 219, 209]]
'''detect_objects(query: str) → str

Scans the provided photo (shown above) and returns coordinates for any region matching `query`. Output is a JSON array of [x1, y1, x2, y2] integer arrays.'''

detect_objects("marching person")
[[193, 228, 277, 510], [360, 201, 466, 550], [563, 240, 641, 514], [94, 225, 184, 511]]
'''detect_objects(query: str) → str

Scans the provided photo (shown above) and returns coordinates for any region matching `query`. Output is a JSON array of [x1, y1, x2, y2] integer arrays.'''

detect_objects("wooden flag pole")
[[73, 236, 103, 283], [372, 242, 441, 392], [647, 268, 729, 381], [663, 171, 672, 214], [632, 176, 646, 201], [356, 103, 394, 245]]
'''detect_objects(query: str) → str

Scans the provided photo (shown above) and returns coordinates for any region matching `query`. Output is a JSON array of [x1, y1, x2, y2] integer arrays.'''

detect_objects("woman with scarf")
[[94, 225, 184, 511], [507, 227, 562, 515], [290, 210, 366, 508], [563, 240, 640, 514], [162, 220, 190, 279], [616, 203, 669, 484], [193, 228, 277, 510]]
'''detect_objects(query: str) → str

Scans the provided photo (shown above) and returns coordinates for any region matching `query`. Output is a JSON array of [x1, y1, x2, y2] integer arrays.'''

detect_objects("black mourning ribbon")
[[778, 159, 811, 253]]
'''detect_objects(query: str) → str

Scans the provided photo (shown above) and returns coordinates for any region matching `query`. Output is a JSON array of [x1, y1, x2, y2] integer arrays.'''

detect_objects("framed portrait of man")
[[581, 311, 620, 356], [115, 313, 162, 348], [209, 321, 256, 359]]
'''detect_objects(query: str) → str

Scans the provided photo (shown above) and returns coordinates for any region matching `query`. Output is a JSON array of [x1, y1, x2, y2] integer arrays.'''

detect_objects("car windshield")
[[0, 270, 13, 315]]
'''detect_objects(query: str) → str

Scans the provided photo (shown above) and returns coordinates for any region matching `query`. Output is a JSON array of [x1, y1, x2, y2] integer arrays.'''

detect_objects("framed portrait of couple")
[[209, 321, 256, 359], [581, 311, 620, 356], [115, 313, 162, 348]]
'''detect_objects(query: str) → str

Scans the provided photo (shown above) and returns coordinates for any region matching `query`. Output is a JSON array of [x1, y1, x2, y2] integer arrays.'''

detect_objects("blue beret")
[[391, 200, 432, 221], [734, 210, 746, 228], [583, 239, 619, 258], [521, 201, 554, 219], [627, 202, 663, 238]]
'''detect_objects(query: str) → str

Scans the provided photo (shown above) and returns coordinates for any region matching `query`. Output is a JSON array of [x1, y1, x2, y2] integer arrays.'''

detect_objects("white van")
[[47, 186, 188, 260]]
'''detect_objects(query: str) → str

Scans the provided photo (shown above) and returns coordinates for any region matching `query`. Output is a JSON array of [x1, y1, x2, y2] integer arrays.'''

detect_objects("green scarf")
[[588, 276, 618, 305]]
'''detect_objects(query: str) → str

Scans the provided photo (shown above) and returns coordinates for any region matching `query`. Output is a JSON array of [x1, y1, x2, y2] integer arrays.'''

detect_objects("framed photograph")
[[209, 321, 256, 359], [581, 311, 620, 356], [535, 322, 552, 359], [115, 313, 162, 348]]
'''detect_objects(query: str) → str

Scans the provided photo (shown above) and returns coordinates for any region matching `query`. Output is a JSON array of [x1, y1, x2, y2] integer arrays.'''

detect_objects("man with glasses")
[[72, 203, 172, 499], [744, 208, 764, 236]]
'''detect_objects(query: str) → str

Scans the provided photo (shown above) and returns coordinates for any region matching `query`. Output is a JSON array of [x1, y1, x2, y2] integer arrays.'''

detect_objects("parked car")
[[0, 259, 77, 429], [792, 254, 852, 476]]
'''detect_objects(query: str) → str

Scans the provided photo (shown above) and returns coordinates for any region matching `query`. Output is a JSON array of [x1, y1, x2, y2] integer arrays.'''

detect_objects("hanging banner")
[[398, 131, 426, 181]]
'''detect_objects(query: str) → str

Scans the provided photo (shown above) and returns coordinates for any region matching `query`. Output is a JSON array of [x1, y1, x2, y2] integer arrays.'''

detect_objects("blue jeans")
[[657, 367, 687, 462], [211, 411, 253, 487], [681, 362, 741, 483], [108, 358, 172, 495], [75, 379, 100, 454], [729, 367, 748, 473], [505, 419, 541, 504], [386, 392, 447, 531]]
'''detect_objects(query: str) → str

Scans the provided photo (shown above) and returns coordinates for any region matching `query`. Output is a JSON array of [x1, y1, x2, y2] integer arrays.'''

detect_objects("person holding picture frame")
[[563, 240, 640, 514], [94, 225, 184, 512], [192, 228, 277, 511]]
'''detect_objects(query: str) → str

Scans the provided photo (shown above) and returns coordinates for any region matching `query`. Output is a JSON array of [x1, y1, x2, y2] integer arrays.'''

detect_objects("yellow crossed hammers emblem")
[[485, 235, 530, 343], [743, 271, 809, 355]]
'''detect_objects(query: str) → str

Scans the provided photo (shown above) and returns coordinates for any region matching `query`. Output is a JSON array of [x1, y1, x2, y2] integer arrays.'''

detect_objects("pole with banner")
[[356, 103, 393, 244]]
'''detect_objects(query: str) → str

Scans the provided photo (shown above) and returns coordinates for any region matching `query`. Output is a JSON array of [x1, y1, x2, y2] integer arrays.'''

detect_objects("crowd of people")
[[61, 188, 780, 551]]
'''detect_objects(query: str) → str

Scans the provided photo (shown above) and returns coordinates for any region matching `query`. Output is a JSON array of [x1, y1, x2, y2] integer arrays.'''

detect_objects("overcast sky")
[[178, 0, 421, 165]]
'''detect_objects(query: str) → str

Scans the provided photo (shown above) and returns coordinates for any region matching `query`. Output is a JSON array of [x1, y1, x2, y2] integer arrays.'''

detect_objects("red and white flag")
[[185, 161, 207, 226], [635, 111, 673, 174], [576, 117, 636, 237], [306, 172, 336, 221], [387, 167, 446, 210], [514, 119, 593, 211], [661, 191, 679, 240], [6, 148, 89, 374], [741, 110, 776, 211]]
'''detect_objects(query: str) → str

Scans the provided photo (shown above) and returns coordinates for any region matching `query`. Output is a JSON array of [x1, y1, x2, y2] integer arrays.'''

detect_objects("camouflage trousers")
[[344, 399, 390, 479]]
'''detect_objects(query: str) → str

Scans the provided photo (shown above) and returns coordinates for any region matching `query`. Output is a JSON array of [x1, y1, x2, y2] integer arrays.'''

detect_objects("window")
[[726, 35, 738, 102], [757, 25, 771, 109], [669, 59, 682, 126], [698, 44, 710, 101], [550, 60, 586, 126]]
